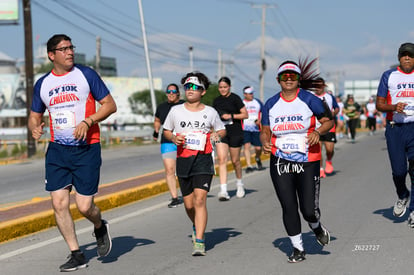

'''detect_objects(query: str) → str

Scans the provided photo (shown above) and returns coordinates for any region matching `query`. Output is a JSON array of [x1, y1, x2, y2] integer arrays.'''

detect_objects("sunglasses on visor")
[[279, 73, 300, 82], [184, 83, 204, 91]]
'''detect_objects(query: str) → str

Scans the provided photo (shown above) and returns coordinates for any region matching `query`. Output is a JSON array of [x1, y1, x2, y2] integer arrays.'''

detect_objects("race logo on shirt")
[[179, 120, 207, 129], [272, 114, 305, 132], [48, 84, 80, 106]]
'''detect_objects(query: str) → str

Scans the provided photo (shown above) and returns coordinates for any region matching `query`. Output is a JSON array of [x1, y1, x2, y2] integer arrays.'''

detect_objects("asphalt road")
[[0, 143, 163, 206], [1, 130, 414, 274]]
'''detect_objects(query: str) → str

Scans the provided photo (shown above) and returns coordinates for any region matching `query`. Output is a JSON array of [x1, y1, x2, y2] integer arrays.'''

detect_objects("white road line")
[[0, 166, 266, 261]]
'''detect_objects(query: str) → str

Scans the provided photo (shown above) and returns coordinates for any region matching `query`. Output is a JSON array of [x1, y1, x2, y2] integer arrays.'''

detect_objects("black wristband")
[[81, 120, 91, 129], [231, 114, 234, 120], [153, 130, 159, 139]]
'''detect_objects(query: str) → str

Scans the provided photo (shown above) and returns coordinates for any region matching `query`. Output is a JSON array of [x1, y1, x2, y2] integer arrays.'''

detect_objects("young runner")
[[163, 72, 226, 256]]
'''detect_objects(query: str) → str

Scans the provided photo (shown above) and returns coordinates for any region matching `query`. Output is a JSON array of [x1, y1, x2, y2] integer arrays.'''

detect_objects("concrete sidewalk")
[[0, 154, 268, 243]]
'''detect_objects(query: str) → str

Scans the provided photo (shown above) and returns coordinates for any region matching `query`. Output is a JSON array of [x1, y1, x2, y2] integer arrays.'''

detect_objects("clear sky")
[[1, 0, 414, 100]]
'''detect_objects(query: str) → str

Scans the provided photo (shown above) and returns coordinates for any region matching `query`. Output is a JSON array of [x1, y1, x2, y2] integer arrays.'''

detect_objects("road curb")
[[0, 154, 270, 243]]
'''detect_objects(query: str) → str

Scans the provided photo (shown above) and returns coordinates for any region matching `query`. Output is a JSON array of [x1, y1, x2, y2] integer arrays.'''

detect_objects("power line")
[[32, 0, 145, 59]]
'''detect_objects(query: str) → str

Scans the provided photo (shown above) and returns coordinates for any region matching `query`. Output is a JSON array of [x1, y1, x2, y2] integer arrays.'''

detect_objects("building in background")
[[344, 80, 379, 104]]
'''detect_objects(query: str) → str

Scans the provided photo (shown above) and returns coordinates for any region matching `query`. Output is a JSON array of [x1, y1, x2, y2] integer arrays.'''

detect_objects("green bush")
[[11, 144, 21, 156], [0, 150, 8, 158]]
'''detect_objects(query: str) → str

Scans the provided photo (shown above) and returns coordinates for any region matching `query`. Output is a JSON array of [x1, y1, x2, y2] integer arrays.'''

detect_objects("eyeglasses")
[[166, 89, 178, 94], [53, 45, 76, 53], [184, 83, 204, 91], [279, 73, 300, 82]]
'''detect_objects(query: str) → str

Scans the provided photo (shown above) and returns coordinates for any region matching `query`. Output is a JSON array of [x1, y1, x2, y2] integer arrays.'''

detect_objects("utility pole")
[[189, 46, 193, 72], [252, 4, 275, 102], [95, 36, 101, 75], [137, 0, 156, 115], [23, 0, 36, 158]]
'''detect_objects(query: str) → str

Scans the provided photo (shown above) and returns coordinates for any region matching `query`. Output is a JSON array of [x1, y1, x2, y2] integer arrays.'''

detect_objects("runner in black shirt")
[[213, 76, 248, 200]]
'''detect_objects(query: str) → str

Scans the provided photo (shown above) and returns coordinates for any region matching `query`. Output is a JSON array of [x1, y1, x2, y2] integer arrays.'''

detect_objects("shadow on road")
[[273, 231, 334, 256], [373, 207, 409, 223], [81, 236, 155, 263], [202, 227, 241, 251]]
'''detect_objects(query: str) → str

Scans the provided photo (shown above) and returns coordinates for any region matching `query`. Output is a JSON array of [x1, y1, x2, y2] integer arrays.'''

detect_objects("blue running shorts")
[[45, 142, 102, 196], [161, 142, 177, 159], [243, 131, 262, 146]]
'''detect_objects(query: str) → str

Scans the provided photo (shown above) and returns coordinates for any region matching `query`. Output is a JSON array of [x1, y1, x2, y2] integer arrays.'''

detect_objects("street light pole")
[[137, 0, 156, 115], [23, 0, 36, 157]]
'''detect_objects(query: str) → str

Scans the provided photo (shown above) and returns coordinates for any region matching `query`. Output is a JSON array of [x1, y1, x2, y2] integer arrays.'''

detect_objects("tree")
[[128, 89, 165, 115], [34, 62, 53, 74], [201, 83, 220, 106]]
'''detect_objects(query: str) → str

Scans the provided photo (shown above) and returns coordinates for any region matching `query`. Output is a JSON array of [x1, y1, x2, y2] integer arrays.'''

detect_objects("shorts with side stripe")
[[161, 142, 177, 159], [178, 174, 213, 197], [319, 132, 337, 143], [45, 142, 102, 196]]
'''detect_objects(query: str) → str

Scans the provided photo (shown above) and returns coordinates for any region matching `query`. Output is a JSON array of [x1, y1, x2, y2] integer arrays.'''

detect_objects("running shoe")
[[218, 191, 230, 201], [192, 242, 206, 256], [325, 161, 334, 174], [314, 224, 330, 246], [287, 248, 306, 263], [256, 158, 264, 170], [59, 251, 87, 272], [168, 197, 181, 208], [245, 166, 255, 173], [408, 212, 414, 228], [320, 168, 326, 178], [236, 184, 245, 198], [94, 220, 112, 257], [393, 196, 409, 217]]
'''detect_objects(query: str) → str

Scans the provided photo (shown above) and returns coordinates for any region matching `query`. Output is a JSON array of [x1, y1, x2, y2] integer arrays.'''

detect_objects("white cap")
[[243, 87, 254, 94], [183, 76, 205, 89], [277, 63, 301, 75]]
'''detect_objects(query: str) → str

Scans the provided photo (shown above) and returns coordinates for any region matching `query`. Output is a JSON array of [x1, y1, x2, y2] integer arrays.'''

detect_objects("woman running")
[[213, 76, 248, 200], [260, 59, 333, 263]]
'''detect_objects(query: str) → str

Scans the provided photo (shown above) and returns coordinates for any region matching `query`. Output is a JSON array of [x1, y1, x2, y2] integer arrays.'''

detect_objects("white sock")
[[309, 221, 320, 230], [236, 179, 243, 186], [220, 183, 227, 193], [289, 233, 304, 251]]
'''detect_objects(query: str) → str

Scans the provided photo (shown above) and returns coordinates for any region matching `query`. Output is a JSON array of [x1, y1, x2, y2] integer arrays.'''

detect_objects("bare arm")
[[235, 106, 249, 120], [221, 106, 249, 121], [376, 96, 406, 113], [73, 94, 117, 141], [332, 107, 339, 117], [28, 111, 45, 140], [307, 117, 334, 146], [163, 129, 185, 146], [153, 117, 161, 141], [260, 125, 272, 154], [216, 129, 226, 140], [91, 94, 117, 123]]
